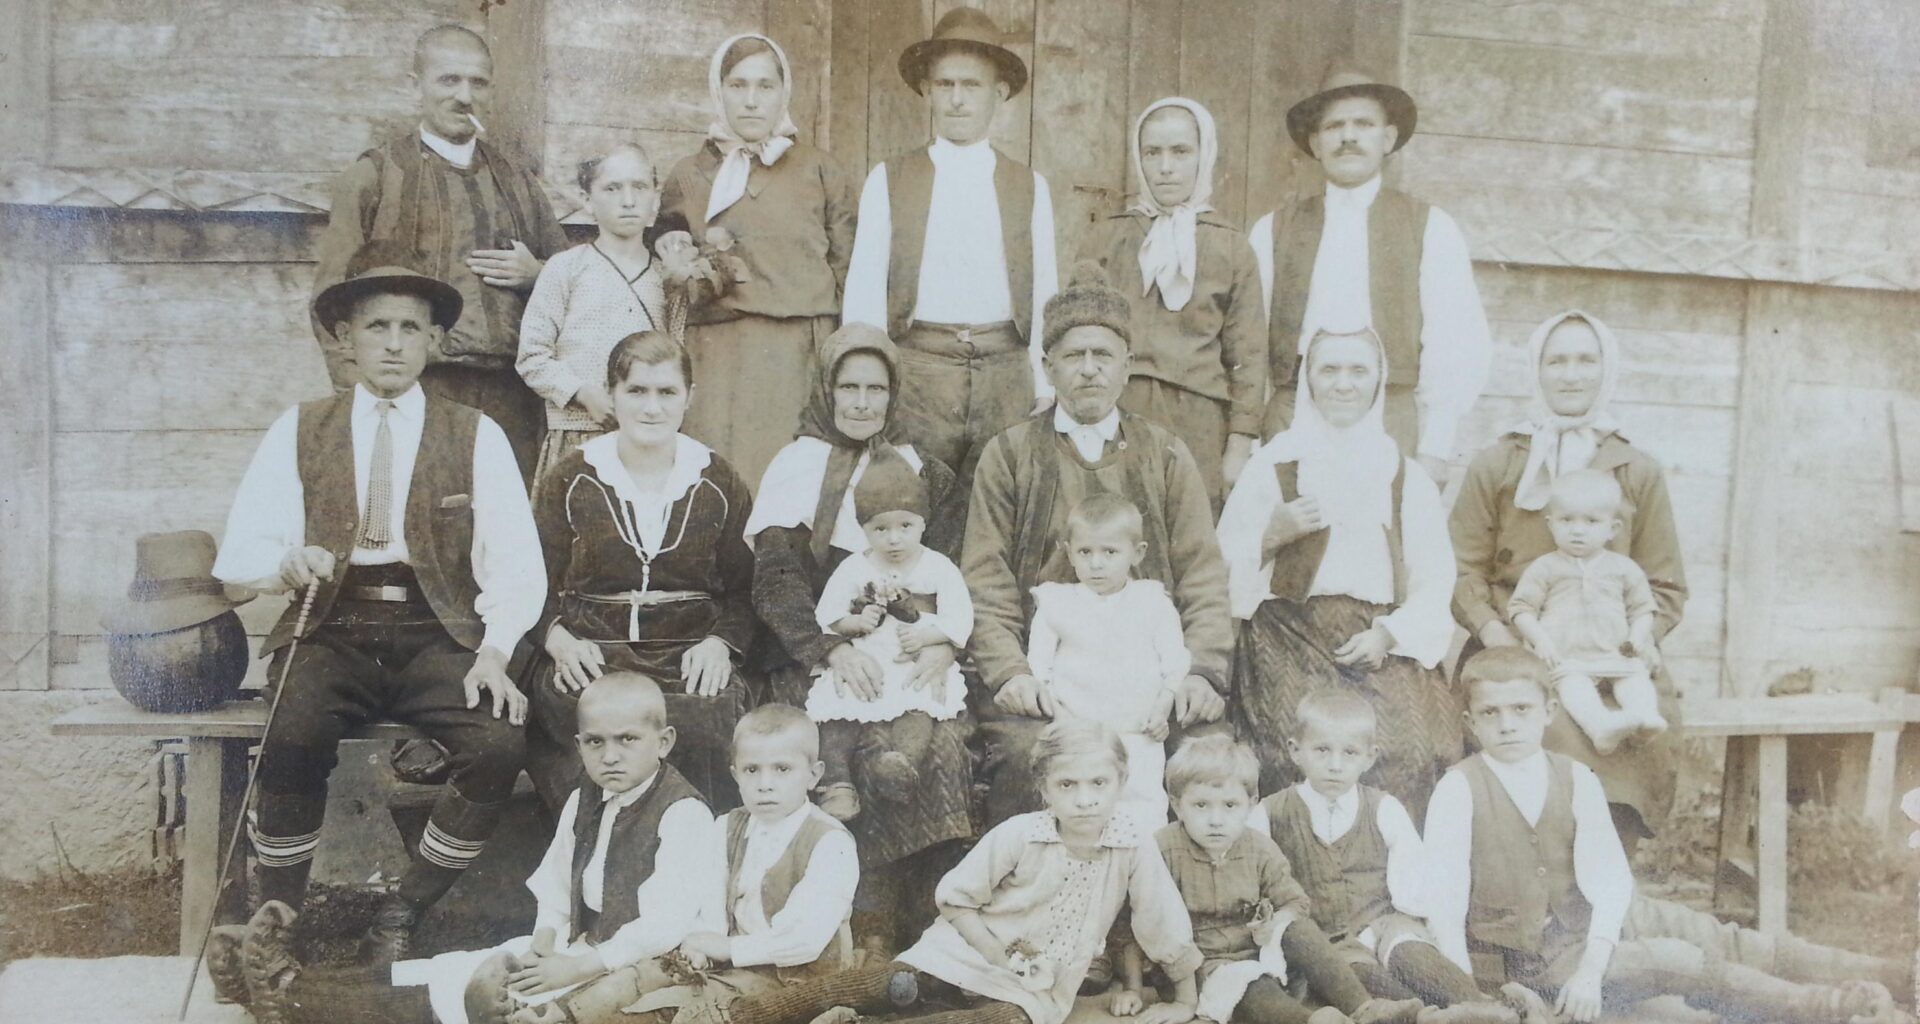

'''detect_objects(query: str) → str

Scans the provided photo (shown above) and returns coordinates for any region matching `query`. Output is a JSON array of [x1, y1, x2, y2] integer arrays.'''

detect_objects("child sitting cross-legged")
[[674, 720, 1204, 1024], [1424, 647, 1905, 1024], [1250, 694, 1517, 1024], [231, 672, 713, 1024], [1122, 732, 1429, 1024]]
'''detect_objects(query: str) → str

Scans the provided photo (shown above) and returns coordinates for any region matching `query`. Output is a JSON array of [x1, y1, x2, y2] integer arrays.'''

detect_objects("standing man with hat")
[[1249, 64, 1491, 483], [311, 23, 570, 484], [841, 7, 1060, 485], [215, 240, 546, 965]]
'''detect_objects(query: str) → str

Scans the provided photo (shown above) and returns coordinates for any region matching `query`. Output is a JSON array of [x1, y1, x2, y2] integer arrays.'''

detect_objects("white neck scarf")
[[1128, 97, 1219, 312], [704, 33, 800, 223], [1510, 310, 1622, 511]]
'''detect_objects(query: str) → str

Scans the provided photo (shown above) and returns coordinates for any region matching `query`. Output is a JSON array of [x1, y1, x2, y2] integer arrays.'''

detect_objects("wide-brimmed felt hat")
[[899, 7, 1029, 98], [312, 239, 463, 334], [1286, 62, 1418, 157], [102, 530, 254, 635]]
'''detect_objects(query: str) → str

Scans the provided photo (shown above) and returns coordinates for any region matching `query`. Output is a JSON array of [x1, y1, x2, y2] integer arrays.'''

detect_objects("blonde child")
[[677, 720, 1203, 1024], [1029, 493, 1191, 821], [517, 141, 674, 480], [1424, 648, 1898, 1024], [805, 448, 971, 821], [1506, 469, 1664, 754]]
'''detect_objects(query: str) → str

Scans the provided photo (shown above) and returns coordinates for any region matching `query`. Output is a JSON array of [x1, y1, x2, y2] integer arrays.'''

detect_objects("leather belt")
[[570, 590, 707, 608], [341, 584, 420, 603]]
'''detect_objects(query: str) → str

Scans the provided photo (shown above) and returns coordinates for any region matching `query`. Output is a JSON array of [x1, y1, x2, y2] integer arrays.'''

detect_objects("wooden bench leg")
[[180, 736, 247, 955], [1713, 735, 1757, 917], [1863, 728, 1899, 828], [1756, 734, 1789, 935]]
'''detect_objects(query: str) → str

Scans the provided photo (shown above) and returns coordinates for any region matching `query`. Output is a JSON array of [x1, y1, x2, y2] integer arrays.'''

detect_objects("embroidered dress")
[[805, 548, 971, 723]]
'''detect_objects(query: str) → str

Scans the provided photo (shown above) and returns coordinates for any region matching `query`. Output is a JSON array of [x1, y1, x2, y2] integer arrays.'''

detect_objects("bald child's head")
[[575, 672, 674, 794]]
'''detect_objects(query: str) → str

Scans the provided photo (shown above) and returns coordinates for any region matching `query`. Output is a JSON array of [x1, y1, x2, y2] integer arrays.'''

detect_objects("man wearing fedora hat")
[[215, 239, 546, 965], [1249, 63, 1491, 483], [841, 6, 1060, 485], [310, 23, 569, 484]]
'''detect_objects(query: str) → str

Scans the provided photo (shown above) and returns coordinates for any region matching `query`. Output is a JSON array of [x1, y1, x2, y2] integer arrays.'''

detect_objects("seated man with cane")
[[210, 240, 546, 968]]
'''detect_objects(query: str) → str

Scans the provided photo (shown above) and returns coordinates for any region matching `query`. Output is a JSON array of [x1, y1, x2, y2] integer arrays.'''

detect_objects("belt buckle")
[[957, 326, 972, 346]]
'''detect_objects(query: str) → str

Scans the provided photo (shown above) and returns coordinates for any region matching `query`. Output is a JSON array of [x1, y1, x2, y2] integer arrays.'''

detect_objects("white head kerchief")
[[1511, 309, 1622, 511], [1128, 97, 1218, 312], [704, 33, 799, 223]]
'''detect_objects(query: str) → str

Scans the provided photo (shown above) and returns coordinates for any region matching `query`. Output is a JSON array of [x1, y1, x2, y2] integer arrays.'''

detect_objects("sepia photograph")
[[1, 1, 1918, 1022]]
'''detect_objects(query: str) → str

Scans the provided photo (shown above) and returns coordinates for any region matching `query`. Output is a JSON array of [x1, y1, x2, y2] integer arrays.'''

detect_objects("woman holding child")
[[661, 32, 858, 487], [1448, 309, 1686, 839], [1218, 326, 1461, 815], [526, 331, 760, 810], [747, 322, 973, 961]]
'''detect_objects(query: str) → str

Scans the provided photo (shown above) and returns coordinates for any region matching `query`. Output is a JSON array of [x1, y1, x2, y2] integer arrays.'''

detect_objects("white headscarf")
[[704, 33, 799, 223], [1218, 328, 1402, 618], [1511, 309, 1622, 511], [1128, 97, 1218, 312]]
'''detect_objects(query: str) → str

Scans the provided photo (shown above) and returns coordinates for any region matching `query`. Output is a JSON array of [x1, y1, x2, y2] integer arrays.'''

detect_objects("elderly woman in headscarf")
[[747, 322, 972, 963], [660, 32, 858, 487], [1449, 309, 1687, 844], [1218, 326, 1460, 815], [1079, 97, 1264, 506]]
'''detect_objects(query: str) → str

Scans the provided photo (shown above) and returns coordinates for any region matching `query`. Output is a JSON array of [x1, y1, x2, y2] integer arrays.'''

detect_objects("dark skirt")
[[770, 663, 974, 869], [1235, 594, 1463, 820], [526, 639, 751, 811]]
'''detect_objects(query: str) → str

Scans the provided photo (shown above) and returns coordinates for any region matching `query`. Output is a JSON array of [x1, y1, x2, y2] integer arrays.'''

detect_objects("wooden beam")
[[1030, 0, 1130, 240], [1748, 0, 1812, 244], [866, 0, 931, 163], [1351, 0, 1408, 191], [766, 0, 834, 142], [0, 210, 52, 691], [826, 0, 870, 168], [1754, 734, 1789, 934], [1721, 283, 1798, 697], [0, 0, 51, 165], [486, 0, 548, 175]]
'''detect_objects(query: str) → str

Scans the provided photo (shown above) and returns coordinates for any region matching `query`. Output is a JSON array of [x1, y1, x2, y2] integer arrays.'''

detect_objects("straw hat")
[[312, 239, 463, 333], [1285, 62, 1419, 157], [101, 531, 253, 635], [898, 7, 1029, 98]]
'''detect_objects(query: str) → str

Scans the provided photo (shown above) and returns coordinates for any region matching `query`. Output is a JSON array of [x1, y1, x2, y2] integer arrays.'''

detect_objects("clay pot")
[[106, 610, 250, 713]]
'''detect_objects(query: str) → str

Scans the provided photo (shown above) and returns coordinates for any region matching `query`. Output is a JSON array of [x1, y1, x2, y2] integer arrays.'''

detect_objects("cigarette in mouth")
[[468, 113, 486, 136]]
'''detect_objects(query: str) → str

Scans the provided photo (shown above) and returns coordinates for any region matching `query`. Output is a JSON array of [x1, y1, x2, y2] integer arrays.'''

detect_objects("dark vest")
[[1461, 753, 1591, 955], [361, 133, 545, 272], [569, 764, 707, 946], [1003, 413, 1168, 612], [263, 391, 483, 655], [723, 807, 852, 976], [1265, 459, 1407, 605], [1265, 188, 1428, 391], [1263, 786, 1394, 940], [884, 147, 1036, 340]]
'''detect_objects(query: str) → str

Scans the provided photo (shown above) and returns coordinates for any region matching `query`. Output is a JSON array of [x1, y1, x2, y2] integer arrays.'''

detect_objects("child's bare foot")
[[1498, 983, 1560, 1024], [1307, 1007, 1356, 1024], [241, 901, 301, 1024], [864, 750, 920, 802], [817, 783, 861, 821], [1353, 996, 1423, 1024], [1584, 719, 1634, 756], [206, 924, 251, 1005], [809, 1007, 862, 1024], [1416, 1001, 1521, 1024], [1837, 980, 1905, 1024], [463, 950, 523, 1024]]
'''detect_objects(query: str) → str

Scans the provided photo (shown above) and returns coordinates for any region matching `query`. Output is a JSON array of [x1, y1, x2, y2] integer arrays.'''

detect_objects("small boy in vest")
[[1253, 692, 1515, 1024], [1425, 647, 1901, 1024], [233, 672, 711, 1024], [1127, 733, 1425, 1024]]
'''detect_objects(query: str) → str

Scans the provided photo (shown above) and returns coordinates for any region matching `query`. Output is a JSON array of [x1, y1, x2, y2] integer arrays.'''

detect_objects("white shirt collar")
[[1323, 174, 1383, 212], [419, 125, 477, 168], [745, 802, 816, 843], [601, 767, 661, 810], [1024, 805, 1145, 848], [1294, 781, 1358, 819], [352, 383, 425, 420], [929, 135, 996, 172], [1053, 404, 1120, 440], [578, 431, 714, 509], [1482, 749, 1548, 783]]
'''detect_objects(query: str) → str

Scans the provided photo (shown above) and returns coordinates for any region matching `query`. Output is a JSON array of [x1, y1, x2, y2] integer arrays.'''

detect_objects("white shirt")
[[1247, 784, 1429, 927], [1421, 752, 1634, 974], [526, 780, 714, 971], [212, 384, 546, 656], [696, 805, 860, 969], [1052, 405, 1120, 462], [843, 137, 1060, 401], [420, 125, 476, 169], [1247, 175, 1491, 461]]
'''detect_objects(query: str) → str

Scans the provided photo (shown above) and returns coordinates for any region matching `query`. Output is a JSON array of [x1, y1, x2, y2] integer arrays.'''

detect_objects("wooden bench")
[[51, 697, 418, 955], [1679, 688, 1919, 935]]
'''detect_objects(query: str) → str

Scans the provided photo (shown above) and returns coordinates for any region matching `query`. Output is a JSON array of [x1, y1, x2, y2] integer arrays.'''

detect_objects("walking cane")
[[177, 582, 319, 1021]]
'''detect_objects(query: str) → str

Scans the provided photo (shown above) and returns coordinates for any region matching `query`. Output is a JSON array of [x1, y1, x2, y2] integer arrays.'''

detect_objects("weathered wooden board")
[[1894, 397, 1920, 534], [1776, 384, 1915, 483], [55, 341, 329, 433], [1243, 0, 1347, 218], [53, 0, 469, 58], [1405, 34, 1759, 159], [3, 0, 52, 165], [0, 247, 53, 690], [765, 0, 833, 142], [1176, 0, 1252, 226], [53, 57, 412, 113], [51, 106, 395, 173], [1456, 398, 1738, 481], [53, 263, 313, 348], [1410, 0, 1765, 62], [864, 0, 932, 163], [1482, 322, 1743, 410], [1475, 264, 1749, 337], [826, 0, 871, 168], [8, 208, 323, 264], [1401, 135, 1755, 239], [545, 46, 720, 135], [544, 0, 763, 50], [1775, 283, 1920, 391], [487, 0, 549, 175], [1029, 0, 1130, 240], [543, 124, 709, 199]]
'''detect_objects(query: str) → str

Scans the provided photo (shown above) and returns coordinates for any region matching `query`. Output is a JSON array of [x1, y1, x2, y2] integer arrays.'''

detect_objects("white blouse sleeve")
[[211, 406, 305, 591], [929, 553, 975, 647], [1029, 172, 1060, 403], [841, 163, 892, 331], [1413, 208, 1492, 461], [1375, 793, 1429, 919], [1374, 461, 1458, 668], [1217, 460, 1282, 619], [526, 790, 582, 940], [815, 555, 869, 632], [1420, 771, 1475, 974], [515, 250, 583, 408], [729, 828, 860, 968]]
